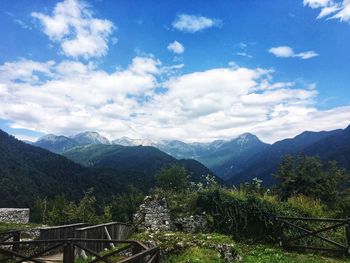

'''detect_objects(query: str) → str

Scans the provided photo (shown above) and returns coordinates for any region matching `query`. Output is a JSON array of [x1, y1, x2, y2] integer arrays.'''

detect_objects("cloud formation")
[[172, 14, 221, 33], [269, 46, 319, 59], [167, 41, 185, 54], [1, 56, 349, 143], [304, 0, 350, 22], [32, 0, 114, 58]]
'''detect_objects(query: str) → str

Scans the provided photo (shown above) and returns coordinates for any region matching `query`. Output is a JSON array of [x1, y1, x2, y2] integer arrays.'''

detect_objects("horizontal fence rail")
[[75, 222, 133, 254], [0, 238, 160, 263], [274, 216, 350, 255], [39, 222, 90, 240]]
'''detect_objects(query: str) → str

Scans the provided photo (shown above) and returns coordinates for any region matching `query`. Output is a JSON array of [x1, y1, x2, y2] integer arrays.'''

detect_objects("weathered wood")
[[39, 223, 89, 241], [63, 242, 75, 263], [275, 216, 350, 255], [0, 238, 159, 263], [75, 222, 133, 253], [276, 216, 348, 223], [282, 220, 347, 248], [104, 226, 115, 248]]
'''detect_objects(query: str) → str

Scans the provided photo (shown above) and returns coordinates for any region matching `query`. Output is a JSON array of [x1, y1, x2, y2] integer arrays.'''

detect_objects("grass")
[[0, 222, 41, 233], [166, 243, 350, 263], [166, 247, 226, 263], [132, 231, 350, 263], [239, 244, 350, 263]]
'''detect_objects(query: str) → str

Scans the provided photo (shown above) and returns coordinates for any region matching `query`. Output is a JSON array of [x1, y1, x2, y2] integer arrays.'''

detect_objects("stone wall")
[[133, 196, 173, 232], [133, 196, 208, 233], [0, 208, 30, 224]]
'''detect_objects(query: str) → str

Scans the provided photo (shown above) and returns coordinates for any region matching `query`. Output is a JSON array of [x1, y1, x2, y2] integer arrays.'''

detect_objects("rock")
[[174, 215, 208, 233], [133, 196, 174, 232], [0, 208, 30, 224]]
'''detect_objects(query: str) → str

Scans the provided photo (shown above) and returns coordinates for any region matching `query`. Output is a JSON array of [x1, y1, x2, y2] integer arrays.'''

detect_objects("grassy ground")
[[0, 222, 41, 233], [165, 243, 350, 263], [133, 231, 350, 263]]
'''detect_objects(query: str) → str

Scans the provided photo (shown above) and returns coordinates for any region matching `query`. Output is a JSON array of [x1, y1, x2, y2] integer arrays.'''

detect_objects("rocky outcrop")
[[133, 196, 173, 232], [133, 196, 208, 233], [0, 208, 29, 224], [174, 215, 208, 233]]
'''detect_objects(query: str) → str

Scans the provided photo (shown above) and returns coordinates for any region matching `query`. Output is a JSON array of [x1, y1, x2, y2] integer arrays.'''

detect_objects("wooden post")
[[104, 226, 115, 249], [12, 231, 20, 252], [346, 219, 350, 255], [276, 218, 284, 247], [63, 242, 75, 263]]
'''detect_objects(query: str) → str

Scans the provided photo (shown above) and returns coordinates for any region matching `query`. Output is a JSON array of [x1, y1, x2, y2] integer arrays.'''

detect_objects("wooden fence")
[[39, 223, 89, 240], [75, 222, 133, 253], [274, 216, 350, 255], [0, 238, 160, 263]]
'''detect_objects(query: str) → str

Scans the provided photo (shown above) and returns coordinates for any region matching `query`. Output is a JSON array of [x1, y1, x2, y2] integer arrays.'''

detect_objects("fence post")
[[63, 242, 75, 263], [346, 219, 350, 255], [275, 218, 284, 247], [12, 231, 20, 252]]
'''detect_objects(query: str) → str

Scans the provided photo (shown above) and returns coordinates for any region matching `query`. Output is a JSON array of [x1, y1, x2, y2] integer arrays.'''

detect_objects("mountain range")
[[31, 124, 350, 185], [0, 129, 218, 208]]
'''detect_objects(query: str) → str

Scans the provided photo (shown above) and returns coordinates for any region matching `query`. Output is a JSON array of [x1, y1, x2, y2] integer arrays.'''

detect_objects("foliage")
[[274, 155, 349, 207], [32, 190, 104, 225], [155, 165, 190, 192], [109, 185, 144, 222], [196, 188, 303, 242], [287, 195, 328, 218]]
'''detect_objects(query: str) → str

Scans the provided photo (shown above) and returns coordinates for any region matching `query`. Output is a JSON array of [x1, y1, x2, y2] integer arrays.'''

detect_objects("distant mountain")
[[153, 133, 268, 181], [112, 136, 155, 147], [303, 125, 350, 170], [34, 134, 79, 153], [0, 129, 219, 208], [229, 128, 346, 186], [70, 131, 110, 145], [33, 131, 110, 153], [62, 144, 222, 184], [33, 132, 269, 181]]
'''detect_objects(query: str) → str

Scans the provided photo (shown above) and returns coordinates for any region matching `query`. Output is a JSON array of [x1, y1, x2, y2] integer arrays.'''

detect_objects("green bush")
[[196, 188, 303, 242]]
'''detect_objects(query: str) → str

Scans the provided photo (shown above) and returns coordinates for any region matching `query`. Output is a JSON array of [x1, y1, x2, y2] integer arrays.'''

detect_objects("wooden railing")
[[39, 222, 89, 240], [0, 238, 160, 263], [274, 216, 350, 255], [75, 222, 133, 253]]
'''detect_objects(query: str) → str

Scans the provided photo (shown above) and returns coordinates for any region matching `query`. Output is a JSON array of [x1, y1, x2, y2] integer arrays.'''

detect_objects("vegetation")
[[274, 155, 349, 206], [155, 165, 190, 192]]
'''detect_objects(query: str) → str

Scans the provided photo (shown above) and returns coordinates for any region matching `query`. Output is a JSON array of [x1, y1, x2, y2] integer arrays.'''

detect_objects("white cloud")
[[269, 46, 319, 59], [172, 14, 221, 33], [304, 0, 350, 22], [0, 57, 349, 143], [167, 41, 185, 54], [32, 0, 114, 58], [304, 0, 330, 8]]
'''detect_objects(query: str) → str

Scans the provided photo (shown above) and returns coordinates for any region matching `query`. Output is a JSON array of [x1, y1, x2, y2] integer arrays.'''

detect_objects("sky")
[[0, 0, 349, 143]]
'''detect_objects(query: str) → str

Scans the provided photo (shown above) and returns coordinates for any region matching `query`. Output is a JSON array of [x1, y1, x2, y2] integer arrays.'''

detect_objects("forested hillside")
[[0, 130, 216, 208]]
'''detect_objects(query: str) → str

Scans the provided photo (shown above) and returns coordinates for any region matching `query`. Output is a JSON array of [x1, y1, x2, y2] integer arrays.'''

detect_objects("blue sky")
[[0, 0, 349, 143]]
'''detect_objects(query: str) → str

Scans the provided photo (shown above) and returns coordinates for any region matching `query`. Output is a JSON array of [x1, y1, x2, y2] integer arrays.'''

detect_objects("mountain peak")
[[37, 134, 71, 143], [71, 131, 110, 145], [234, 133, 261, 144]]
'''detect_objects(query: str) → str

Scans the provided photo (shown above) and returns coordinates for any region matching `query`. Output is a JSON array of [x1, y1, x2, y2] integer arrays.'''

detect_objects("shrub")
[[196, 188, 303, 242]]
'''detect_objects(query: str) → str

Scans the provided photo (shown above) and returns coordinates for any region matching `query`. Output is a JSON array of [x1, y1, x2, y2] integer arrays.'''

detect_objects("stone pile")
[[133, 196, 173, 232], [0, 208, 29, 224]]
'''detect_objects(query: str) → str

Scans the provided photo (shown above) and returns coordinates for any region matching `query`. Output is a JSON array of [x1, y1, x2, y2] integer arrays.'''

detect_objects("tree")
[[274, 155, 349, 206], [155, 165, 190, 192], [110, 185, 144, 222]]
